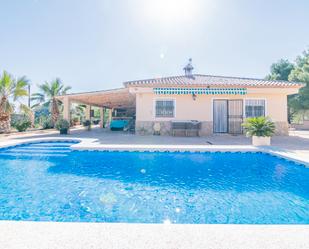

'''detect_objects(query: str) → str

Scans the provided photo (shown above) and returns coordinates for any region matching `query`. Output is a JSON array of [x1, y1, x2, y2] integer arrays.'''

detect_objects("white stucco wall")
[[134, 87, 294, 123]]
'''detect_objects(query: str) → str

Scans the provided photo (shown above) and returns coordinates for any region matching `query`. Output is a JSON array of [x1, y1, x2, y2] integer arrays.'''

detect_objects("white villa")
[[58, 61, 304, 136]]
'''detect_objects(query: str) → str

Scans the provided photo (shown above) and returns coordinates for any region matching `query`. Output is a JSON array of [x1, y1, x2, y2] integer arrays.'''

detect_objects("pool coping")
[[0, 221, 308, 249], [0, 136, 308, 167]]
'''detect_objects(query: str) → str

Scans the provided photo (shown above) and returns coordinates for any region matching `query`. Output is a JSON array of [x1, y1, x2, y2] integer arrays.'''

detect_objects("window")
[[245, 99, 265, 118], [155, 100, 175, 118]]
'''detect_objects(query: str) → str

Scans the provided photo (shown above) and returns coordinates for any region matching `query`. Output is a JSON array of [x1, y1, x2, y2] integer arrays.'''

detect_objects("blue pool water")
[[0, 141, 308, 224]]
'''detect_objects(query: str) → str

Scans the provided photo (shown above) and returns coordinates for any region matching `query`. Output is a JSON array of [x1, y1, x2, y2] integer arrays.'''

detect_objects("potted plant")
[[93, 119, 100, 125], [242, 117, 275, 146], [55, 118, 70, 135], [83, 119, 91, 131]]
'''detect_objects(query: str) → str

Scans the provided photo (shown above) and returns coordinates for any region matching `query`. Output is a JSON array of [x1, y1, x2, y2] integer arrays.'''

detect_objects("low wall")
[[274, 122, 289, 135], [291, 120, 309, 130], [135, 121, 213, 136]]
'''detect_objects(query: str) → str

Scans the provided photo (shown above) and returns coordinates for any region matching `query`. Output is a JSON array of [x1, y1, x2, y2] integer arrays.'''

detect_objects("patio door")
[[213, 100, 228, 133], [228, 100, 243, 134], [213, 99, 243, 134]]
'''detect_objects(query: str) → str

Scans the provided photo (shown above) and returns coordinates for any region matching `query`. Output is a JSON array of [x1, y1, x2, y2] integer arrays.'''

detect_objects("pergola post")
[[63, 96, 71, 123], [100, 107, 105, 128], [85, 105, 91, 120], [109, 108, 113, 124]]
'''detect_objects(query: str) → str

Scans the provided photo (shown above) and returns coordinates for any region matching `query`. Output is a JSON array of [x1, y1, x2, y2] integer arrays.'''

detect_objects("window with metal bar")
[[245, 99, 265, 117], [155, 100, 174, 118]]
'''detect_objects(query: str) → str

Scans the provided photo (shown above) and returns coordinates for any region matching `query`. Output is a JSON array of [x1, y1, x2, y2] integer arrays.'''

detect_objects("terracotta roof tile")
[[124, 74, 304, 88]]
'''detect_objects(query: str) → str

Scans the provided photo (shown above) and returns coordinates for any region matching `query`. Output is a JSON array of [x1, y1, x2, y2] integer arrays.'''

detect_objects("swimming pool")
[[0, 141, 308, 224]]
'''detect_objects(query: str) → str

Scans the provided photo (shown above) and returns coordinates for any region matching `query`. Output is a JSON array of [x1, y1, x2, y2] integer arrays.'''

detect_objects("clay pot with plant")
[[83, 120, 91, 131], [242, 117, 275, 146], [55, 118, 70, 135]]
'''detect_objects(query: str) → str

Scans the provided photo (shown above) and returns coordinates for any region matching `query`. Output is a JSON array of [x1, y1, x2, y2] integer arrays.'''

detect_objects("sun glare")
[[143, 0, 200, 25]]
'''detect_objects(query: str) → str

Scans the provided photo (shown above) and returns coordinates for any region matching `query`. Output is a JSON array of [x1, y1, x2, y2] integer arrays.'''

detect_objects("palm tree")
[[0, 71, 30, 133], [31, 78, 71, 125]]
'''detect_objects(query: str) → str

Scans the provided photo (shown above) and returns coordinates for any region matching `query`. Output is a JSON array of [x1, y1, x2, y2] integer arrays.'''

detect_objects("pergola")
[[56, 87, 136, 127]]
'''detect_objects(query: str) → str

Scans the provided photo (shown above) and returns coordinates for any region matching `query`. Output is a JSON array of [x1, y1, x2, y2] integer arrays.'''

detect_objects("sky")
[[1, 0, 309, 94]]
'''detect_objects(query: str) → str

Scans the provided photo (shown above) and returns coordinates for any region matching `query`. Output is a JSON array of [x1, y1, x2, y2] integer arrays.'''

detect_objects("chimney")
[[183, 58, 194, 77]]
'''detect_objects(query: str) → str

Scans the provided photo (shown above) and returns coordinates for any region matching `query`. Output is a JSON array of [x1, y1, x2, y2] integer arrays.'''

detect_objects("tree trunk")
[[0, 113, 11, 133], [29, 111, 35, 128], [51, 98, 60, 126]]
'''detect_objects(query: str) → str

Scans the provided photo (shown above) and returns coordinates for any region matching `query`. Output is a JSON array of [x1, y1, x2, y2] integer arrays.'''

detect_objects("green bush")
[[11, 114, 24, 126], [42, 118, 54, 129], [55, 118, 70, 131], [14, 119, 31, 132], [242, 117, 275, 137], [92, 119, 100, 125], [73, 117, 79, 123]]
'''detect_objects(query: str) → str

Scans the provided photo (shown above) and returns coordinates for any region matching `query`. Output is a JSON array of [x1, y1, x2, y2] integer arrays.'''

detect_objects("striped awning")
[[153, 87, 247, 95]]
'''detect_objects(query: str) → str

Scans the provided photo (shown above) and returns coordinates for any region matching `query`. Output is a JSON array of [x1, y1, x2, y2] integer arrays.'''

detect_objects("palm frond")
[[32, 78, 71, 119], [2, 71, 12, 90], [62, 86, 71, 95], [31, 103, 41, 109], [14, 89, 28, 100], [16, 76, 29, 88], [43, 101, 51, 108], [14, 76, 29, 100], [0, 71, 29, 115], [52, 78, 62, 96], [19, 103, 31, 115], [31, 93, 45, 102], [38, 82, 53, 97]]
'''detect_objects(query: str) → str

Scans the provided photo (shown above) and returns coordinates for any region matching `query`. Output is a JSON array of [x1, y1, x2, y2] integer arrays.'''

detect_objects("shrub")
[[73, 117, 79, 123], [242, 117, 275, 137], [70, 117, 80, 126], [83, 120, 91, 127], [42, 117, 54, 129], [14, 119, 31, 132], [11, 114, 24, 126], [92, 119, 100, 125], [55, 118, 70, 131]]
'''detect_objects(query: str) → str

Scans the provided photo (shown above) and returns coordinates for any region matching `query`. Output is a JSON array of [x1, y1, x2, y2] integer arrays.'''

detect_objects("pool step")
[[0, 152, 68, 157], [6, 148, 71, 154], [24, 145, 71, 149], [0, 142, 75, 158], [26, 142, 74, 147]]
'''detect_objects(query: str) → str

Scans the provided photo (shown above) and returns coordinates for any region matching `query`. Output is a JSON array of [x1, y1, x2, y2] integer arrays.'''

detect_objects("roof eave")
[[124, 83, 304, 88]]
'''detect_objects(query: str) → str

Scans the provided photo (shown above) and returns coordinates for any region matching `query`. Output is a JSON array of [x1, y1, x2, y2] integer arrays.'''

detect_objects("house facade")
[[58, 63, 303, 136], [125, 74, 302, 136]]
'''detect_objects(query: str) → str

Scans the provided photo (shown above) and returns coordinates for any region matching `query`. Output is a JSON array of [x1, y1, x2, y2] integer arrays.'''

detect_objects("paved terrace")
[[1, 127, 309, 164], [0, 128, 308, 249]]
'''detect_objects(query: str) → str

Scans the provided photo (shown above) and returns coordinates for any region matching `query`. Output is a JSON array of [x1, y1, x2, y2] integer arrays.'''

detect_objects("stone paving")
[[1, 127, 309, 164]]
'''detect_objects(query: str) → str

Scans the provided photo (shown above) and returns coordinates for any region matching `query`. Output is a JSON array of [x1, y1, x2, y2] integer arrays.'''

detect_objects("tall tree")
[[31, 78, 71, 126], [266, 50, 309, 122], [0, 71, 30, 133], [265, 59, 294, 81], [288, 49, 309, 115]]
